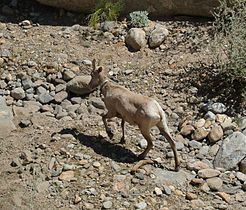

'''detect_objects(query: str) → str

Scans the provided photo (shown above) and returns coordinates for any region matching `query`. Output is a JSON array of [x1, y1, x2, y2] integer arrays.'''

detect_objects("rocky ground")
[[0, 0, 246, 210]]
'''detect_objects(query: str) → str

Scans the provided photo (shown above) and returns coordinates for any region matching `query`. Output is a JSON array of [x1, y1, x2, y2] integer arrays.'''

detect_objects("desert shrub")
[[210, 0, 246, 100], [129, 11, 149, 28], [88, 0, 124, 28]]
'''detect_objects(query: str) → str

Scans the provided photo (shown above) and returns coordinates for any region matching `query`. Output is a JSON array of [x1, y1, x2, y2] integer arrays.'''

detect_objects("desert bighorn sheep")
[[88, 59, 180, 171]]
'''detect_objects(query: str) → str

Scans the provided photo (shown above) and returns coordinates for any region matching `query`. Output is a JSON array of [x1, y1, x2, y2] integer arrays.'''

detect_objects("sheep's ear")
[[97, 66, 103, 73], [92, 59, 96, 70]]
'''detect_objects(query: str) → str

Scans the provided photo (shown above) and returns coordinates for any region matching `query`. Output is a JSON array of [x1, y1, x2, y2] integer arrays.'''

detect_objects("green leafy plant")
[[88, 0, 124, 29], [210, 0, 246, 100], [129, 11, 149, 28]]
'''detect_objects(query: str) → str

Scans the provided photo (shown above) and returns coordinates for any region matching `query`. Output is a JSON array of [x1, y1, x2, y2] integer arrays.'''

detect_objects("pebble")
[[207, 177, 223, 191], [208, 125, 224, 143], [186, 192, 198, 200], [102, 201, 113, 209], [58, 170, 75, 181], [135, 201, 147, 210], [154, 187, 163, 196], [192, 127, 209, 141], [217, 192, 231, 203], [198, 169, 221, 178]]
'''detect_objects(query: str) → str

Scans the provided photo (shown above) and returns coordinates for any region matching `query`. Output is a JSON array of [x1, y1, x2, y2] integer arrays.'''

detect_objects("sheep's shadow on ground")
[[58, 128, 138, 163]]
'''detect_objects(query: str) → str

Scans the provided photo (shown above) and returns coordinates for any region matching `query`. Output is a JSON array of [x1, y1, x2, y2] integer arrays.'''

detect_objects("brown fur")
[[88, 59, 180, 171]]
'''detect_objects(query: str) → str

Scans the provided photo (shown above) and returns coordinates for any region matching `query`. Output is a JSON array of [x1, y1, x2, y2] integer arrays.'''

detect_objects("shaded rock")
[[213, 132, 246, 170], [19, 119, 32, 127], [208, 125, 223, 143], [149, 24, 169, 48], [239, 157, 246, 174], [89, 97, 105, 109], [66, 75, 91, 95], [0, 96, 16, 137], [197, 168, 220, 178], [125, 28, 147, 51], [204, 111, 216, 120], [207, 177, 223, 191], [237, 117, 246, 130]]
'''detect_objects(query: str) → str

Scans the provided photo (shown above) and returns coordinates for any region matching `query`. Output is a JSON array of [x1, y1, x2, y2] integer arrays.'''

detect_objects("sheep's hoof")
[[119, 137, 125, 144], [106, 128, 114, 139], [137, 153, 146, 160]]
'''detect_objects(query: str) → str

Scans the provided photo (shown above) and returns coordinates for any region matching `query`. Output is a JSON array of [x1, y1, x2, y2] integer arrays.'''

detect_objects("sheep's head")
[[88, 59, 108, 90]]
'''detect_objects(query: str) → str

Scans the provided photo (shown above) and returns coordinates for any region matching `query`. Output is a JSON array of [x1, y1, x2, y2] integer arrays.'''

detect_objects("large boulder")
[[0, 96, 16, 138], [213, 132, 246, 170], [36, 0, 219, 18], [66, 75, 92, 95], [125, 28, 147, 51]]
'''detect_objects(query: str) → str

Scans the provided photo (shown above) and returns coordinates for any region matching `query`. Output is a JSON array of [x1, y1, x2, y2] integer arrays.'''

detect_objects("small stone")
[[235, 192, 244, 202], [190, 178, 204, 185], [239, 157, 246, 174], [163, 185, 172, 195], [242, 182, 246, 191], [93, 161, 101, 168], [11, 158, 21, 167], [193, 118, 206, 128], [63, 69, 76, 81], [236, 172, 246, 182], [154, 187, 162, 196], [207, 177, 223, 191], [74, 194, 82, 204], [208, 144, 220, 157], [19, 119, 31, 128], [125, 28, 147, 51], [187, 160, 209, 171], [134, 201, 147, 209], [191, 199, 205, 209], [38, 92, 54, 104], [217, 192, 231, 203], [138, 139, 147, 149], [204, 111, 216, 120], [82, 60, 92, 66], [63, 164, 76, 171], [192, 127, 209, 141], [58, 170, 75, 181], [102, 201, 113, 209], [210, 103, 227, 114], [36, 181, 49, 193], [89, 97, 105, 109], [11, 88, 25, 100], [198, 169, 221, 178], [208, 125, 223, 143], [200, 182, 210, 192], [186, 192, 197, 200], [189, 140, 202, 149], [54, 91, 68, 103]]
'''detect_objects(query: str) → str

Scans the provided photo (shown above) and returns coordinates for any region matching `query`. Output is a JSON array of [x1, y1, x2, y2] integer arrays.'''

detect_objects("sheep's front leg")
[[120, 119, 126, 144], [102, 112, 115, 139]]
